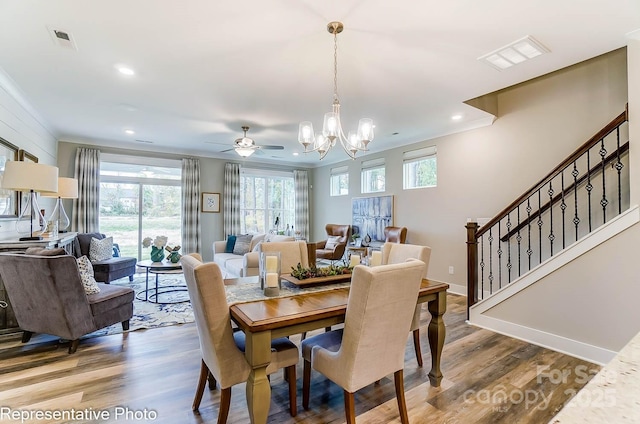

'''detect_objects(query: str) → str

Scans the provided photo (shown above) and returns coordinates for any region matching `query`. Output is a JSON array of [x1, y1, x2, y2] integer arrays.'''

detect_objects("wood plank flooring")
[[0, 293, 599, 423]]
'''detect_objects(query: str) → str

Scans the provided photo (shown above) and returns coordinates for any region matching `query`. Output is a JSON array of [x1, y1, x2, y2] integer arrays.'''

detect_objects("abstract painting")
[[351, 195, 393, 242]]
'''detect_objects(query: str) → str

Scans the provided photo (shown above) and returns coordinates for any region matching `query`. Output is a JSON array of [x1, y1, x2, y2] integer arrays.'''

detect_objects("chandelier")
[[298, 21, 374, 160]]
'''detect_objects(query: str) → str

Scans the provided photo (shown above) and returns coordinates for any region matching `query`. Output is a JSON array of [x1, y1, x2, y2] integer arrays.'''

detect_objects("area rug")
[[86, 274, 195, 338]]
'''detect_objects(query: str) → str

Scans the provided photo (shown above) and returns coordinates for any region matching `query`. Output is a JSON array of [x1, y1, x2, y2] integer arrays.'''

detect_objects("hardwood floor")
[[0, 293, 598, 423]]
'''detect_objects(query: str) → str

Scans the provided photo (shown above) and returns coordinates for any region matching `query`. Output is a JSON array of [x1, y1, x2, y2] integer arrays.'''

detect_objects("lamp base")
[[19, 236, 43, 241]]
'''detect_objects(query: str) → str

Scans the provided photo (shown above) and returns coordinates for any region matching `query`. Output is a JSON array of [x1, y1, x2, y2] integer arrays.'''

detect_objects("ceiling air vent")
[[47, 26, 78, 51], [478, 35, 549, 71]]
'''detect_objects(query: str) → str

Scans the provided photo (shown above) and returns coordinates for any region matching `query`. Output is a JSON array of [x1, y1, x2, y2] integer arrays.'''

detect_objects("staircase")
[[465, 107, 633, 363]]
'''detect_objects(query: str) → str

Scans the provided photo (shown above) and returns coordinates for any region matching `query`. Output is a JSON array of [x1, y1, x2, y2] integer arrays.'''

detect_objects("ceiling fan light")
[[235, 147, 256, 158]]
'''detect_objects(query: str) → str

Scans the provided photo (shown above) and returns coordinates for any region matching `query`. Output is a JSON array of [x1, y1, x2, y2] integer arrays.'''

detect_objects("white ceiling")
[[1, 0, 639, 167]]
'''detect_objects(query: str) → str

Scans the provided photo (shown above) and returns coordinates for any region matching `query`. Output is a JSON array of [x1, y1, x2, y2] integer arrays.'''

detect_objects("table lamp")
[[42, 177, 78, 233], [1, 161, 58, 240]]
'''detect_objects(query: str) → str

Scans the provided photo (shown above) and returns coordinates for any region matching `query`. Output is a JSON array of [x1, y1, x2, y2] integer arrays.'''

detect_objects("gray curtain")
[[223, 162, 240, 236], [294, 169, 310, 239], [72, 148, 100, 233], [181, 158, 201, 255]]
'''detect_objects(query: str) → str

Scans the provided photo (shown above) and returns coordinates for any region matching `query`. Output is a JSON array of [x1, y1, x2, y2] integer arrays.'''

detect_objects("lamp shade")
[[42, 177, 78, 199], [1, 162, 58, 193]]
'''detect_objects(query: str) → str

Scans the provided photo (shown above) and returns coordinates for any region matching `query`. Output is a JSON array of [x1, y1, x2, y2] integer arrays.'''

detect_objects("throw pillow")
[[89, 236, 113, 261], [25, 247, 67, 256], [325, 235, 341, 250], [76, 255, 101, 295], [225, 235, 237, 253], [233, 234, 253, 255]]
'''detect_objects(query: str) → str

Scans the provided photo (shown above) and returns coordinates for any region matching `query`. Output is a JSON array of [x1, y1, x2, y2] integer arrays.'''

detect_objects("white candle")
[[350, 254, 360, 267], [265, 256, 278, 273], [266, 272, 279, 288], [370, 250, 382, 267]]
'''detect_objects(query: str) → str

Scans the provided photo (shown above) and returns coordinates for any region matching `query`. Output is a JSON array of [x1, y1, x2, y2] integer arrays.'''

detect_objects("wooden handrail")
[[477, 109, 628, 238], [500, 141, 629, 241]]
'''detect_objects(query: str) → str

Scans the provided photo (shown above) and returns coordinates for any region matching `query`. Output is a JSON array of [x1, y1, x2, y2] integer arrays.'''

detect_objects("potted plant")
[[351, 233, 362, 247]]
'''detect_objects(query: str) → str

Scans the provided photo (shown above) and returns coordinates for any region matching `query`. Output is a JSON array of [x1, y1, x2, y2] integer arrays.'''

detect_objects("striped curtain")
[[181, 158, 201, 255], [72, 147, 100, 233], [223, 162, 241, 236], [294, 169, 310, 239]]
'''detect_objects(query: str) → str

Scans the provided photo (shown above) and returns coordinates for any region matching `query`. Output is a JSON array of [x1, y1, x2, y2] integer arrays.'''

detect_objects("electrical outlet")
[[449, 266, 454, 275]]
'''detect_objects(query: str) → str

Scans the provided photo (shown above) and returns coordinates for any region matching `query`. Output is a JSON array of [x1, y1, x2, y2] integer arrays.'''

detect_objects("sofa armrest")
[[213, 241, 227, 256], [316, 240, 327, 249], [243, 252, 260, 277]]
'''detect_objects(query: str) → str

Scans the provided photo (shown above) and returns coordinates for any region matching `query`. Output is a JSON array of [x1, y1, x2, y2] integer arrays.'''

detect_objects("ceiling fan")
[[221, 126, 284, 158]]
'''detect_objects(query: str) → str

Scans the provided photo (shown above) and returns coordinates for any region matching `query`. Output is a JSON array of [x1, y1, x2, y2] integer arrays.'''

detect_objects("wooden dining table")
[[228, 277, 449, 424]]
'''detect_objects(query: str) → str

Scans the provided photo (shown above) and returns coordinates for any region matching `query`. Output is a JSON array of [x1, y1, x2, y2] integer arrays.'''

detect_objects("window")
[[99, 154, 182, 260], [403, 146, 437, 190], [330, 166, 349, 196], [361, 158, 385, 193], [240, 169, 295, 234]]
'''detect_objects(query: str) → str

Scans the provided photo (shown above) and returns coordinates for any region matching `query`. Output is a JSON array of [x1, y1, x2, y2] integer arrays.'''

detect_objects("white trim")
[[467, 315, 617, 365], [330, 165, 349, 175], [403, 145, 436, 161], [361, 157, 385, 169]]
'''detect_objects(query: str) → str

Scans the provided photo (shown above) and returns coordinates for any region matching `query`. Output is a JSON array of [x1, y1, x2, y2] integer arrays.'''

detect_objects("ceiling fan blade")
[[258, 145, 284, 150], [219, 148, 235, 153]]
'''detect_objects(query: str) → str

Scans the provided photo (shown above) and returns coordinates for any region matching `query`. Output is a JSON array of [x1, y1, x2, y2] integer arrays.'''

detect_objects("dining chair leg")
[[217, 387, 232, 424], [287, 365, 297, 416], [413, 329, 423, 367], [302, 359, 311, 410], [208, 371, 217, 390], [394, 370, 409, 424], [344, 390, 356, 424], [193, 360, 209, 411]]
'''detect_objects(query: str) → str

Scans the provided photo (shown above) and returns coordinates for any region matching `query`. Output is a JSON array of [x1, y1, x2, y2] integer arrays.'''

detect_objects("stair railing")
[[467, 107, 629, 314]]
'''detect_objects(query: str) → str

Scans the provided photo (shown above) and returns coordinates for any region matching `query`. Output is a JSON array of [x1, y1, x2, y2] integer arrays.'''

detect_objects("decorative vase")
[[362, 234, 372, 247], [150, 246, 164, 262], [169, 251, 181, 263]]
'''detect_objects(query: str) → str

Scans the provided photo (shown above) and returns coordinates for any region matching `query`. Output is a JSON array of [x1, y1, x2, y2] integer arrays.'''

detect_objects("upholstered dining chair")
[[180, 255, 299, 422], [384, 226, 408, 244], [301, 261, 426, 423], [258, 240, 309, 274], [381, 243, 432, 367], [315, 224, 351, 264]]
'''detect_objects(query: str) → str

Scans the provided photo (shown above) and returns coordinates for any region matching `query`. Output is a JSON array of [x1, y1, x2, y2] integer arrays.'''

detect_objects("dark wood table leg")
[[427, 290, 446, 386]]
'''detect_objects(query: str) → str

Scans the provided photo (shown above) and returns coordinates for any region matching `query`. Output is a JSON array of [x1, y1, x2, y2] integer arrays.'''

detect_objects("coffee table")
[[136, 259, 188, 304]]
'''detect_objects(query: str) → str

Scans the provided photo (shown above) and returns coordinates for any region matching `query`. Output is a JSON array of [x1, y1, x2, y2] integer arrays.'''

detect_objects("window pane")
[[403, 156, 437, 189], [240, 173, 295, 235], [361, 166, 385, 193], [100, 162, 180, 180], [330, 173, 349, 196]]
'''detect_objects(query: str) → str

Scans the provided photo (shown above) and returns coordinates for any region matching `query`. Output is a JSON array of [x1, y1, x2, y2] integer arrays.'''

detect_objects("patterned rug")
[[87, 274, 195, 338]]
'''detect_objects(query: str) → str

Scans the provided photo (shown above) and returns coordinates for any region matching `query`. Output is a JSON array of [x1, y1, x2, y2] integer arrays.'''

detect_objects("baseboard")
[[468, 313, 617, 365]]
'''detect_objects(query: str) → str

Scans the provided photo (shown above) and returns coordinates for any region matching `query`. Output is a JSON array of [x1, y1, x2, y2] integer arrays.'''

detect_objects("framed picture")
[[201, 192, 221, 213], [351, 195, 394, 242], [0, 136, 20, 218]]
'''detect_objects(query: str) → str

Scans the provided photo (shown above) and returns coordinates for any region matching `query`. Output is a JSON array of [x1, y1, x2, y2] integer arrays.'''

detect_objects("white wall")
[[311, 48, 629, 290], [0, 69, 58, 240]]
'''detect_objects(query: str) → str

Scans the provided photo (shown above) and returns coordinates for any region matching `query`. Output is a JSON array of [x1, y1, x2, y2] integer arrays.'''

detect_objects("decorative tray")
[[281, 273, 352, 288]]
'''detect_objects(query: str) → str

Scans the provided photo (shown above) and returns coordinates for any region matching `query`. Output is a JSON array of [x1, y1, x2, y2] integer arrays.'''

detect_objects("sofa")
[[212, 233, 295, 277]]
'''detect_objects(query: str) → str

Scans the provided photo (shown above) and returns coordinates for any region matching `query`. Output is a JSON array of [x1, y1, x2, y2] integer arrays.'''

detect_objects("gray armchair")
[[73, 232, 137, 283], [0, 252, 134, 353]]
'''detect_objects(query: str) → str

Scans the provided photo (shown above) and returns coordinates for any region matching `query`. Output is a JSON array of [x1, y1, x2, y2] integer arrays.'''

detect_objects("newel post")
[[466, 222, 479, 319]]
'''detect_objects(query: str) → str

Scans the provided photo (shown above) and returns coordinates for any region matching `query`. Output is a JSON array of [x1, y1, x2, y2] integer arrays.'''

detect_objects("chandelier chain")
[[333, 29, 339, 104]]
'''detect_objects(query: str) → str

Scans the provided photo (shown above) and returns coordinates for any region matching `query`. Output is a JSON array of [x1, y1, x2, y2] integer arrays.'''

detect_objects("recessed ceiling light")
[[124, 129, 135, 135], [116, 66, 135, 76], [478, 35, 549, 71], [293, 152, 299, 156], [451, 114, 463, 121]]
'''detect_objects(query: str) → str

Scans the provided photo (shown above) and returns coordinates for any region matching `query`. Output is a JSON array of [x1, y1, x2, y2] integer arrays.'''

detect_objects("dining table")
[[226, 275, 449, 424]]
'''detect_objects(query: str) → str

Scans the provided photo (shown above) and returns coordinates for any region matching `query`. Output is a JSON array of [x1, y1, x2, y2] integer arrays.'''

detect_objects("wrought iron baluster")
[[572, 161, 580, 241], [497, 220, 502, 289], [517, 206, 522, 277], [506, 212, 512, 286], [586, 150, 593, 231], [479, 235, 485, 300], [616, 127, 623, 214], [600, 138, 608, 223], [548, 181, 554, 256], [527, 198, 532, 270], [560, 171, 566, 249], [488, 228, 494, 295], [537, 190, 543, 264]]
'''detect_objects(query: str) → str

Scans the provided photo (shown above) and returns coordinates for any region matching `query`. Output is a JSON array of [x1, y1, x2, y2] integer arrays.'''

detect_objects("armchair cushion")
[[74, 233, 136, 284], [325, 236, 341, 250], [89, 236, 113, 261]]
